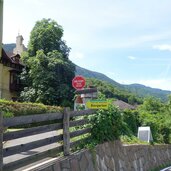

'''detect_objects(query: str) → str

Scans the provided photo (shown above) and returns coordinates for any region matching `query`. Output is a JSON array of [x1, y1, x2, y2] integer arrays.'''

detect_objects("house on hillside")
[[0, 35, 25, 100]]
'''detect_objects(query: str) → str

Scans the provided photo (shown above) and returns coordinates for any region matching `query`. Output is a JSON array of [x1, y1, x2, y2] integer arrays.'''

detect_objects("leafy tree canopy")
[[27, 18, 70, 57], [21, 50, 75, 106], [20, 19, 75, 106]]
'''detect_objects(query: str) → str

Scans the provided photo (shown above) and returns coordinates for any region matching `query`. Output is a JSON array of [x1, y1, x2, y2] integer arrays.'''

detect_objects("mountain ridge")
[[76, 65, 171, 101]]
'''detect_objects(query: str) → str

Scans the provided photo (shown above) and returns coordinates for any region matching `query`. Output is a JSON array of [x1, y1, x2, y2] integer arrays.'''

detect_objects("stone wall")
[[33, 141, 171, 171]]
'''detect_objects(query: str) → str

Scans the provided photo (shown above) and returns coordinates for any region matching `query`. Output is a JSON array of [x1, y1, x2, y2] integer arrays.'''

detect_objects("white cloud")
[[128, 56, 136, 60], [153, 44, 171, 51]]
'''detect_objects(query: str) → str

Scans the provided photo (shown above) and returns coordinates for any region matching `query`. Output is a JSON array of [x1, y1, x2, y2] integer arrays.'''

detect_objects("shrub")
[[0, 99, 62, 117], [89, 104, 130, 143], [122, 109, 140, 136]]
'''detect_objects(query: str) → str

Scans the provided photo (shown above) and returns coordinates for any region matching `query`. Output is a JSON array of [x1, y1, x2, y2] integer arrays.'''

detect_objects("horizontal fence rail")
[[70, 109, 95, 117], [1, 108, 96, 170], [3, 134, 63, 157], [4, 112, 63, 127], [4, 123, 63, 141], [70, 128, 91, 138]]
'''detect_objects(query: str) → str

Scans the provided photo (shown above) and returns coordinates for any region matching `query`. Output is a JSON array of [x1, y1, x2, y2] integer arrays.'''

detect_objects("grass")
[[120, 135, 150, 145]]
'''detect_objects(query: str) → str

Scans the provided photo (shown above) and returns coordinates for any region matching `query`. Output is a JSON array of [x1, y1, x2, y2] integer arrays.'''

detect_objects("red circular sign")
[[72, 76, 86, 90]]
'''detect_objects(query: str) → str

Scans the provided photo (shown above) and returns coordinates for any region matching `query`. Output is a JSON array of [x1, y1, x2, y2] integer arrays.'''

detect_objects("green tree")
[[27, 18, 70, 57], [137, 97, 171, 143], [122, 109, 140, 135], [138, 96, 163, 114], [89, 105, 125, 143], [20, 19, 75, 106], [21, 50, 75, 106]]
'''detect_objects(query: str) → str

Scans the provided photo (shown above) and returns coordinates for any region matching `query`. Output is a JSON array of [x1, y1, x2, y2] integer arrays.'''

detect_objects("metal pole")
[[0, 0, 3, 58]]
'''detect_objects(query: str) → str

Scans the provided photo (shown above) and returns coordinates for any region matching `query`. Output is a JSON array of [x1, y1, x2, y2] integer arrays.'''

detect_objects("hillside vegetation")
[[86, 78, 142, 104], [76, 65, 171, 102]]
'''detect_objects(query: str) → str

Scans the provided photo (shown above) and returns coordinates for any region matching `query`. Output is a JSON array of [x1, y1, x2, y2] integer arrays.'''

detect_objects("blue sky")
[[3, 0, 171, 90]]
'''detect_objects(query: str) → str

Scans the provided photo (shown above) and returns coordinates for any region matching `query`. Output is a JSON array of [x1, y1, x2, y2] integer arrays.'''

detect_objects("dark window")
[[10, 72, 21, 92]]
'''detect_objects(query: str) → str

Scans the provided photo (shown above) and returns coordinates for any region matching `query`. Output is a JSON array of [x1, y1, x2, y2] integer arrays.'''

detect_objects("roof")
[[1, 48, 24, 67], [75, 88, 97, 94], [75, 95, 83, 103], [113, 100, 136, 110]]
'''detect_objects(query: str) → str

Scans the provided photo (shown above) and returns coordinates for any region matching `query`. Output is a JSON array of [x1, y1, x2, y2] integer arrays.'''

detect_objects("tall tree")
[[20, 19, 75, 106], [28, 18, 70, 57]]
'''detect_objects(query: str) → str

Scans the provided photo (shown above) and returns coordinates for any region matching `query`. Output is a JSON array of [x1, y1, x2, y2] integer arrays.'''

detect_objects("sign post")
[[86, 100, 109, 109], [72, 76, 86, 90]]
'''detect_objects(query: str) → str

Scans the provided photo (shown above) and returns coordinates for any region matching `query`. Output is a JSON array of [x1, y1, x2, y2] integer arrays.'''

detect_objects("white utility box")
[[138, 126, 153, 142]]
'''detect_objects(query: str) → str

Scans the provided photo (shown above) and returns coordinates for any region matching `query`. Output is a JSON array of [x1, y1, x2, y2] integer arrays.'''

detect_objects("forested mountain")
[[3, 43, 15, 52], [76, 65, 171, 102], [86, 78, 142, 104], [123, 84, 171, 102], [76, 65, 121, 88]]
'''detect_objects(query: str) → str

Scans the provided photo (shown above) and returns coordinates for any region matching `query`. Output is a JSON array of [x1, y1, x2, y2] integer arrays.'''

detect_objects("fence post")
[[0, 112, 3, 171], [63, 107, 70, 156]]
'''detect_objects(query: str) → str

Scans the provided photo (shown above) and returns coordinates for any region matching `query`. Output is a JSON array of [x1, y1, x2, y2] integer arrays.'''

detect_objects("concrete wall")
[[33, 141, 171, 171]]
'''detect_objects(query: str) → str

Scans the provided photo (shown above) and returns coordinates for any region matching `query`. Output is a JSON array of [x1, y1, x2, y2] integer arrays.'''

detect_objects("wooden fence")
[[0, 108, 95, 171]]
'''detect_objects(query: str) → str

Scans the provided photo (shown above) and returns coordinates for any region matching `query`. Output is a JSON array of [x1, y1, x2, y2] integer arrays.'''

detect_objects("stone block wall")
[[35, 141, 171, 171]]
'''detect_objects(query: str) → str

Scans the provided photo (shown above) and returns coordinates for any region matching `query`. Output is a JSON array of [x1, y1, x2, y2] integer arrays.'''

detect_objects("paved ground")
[[3, 130, 63, 170]]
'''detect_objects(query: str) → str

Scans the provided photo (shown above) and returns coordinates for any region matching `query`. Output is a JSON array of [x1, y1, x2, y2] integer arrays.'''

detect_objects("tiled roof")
[[113, 100, 136, 110]]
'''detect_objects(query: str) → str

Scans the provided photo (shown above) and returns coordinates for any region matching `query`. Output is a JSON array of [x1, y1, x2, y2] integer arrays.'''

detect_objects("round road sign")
[[72, 76, 86, 90]]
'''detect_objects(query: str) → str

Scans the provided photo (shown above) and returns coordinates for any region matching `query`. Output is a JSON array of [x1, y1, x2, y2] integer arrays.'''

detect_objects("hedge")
[[0, 99, 62, 118]]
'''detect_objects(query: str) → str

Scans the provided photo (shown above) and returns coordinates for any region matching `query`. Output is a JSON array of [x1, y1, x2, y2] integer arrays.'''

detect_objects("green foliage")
[[89, 104, 128, 143], [137, 96, 171, 144], [120, 135, 149, 145], [20, 18, 75, 106], [124, 84, 171, 102], [122, 109, 140, 135], [86, 78, 142, 105], [138, 97, 164, 114], [0, 99, 62, 117], [27, 18, 70, 57], [20, 50, 75, 106]]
